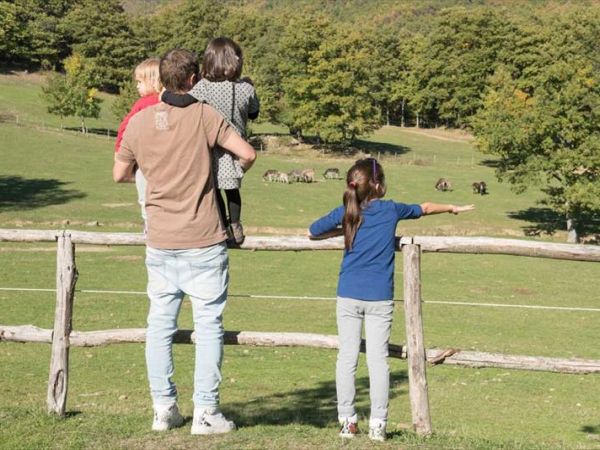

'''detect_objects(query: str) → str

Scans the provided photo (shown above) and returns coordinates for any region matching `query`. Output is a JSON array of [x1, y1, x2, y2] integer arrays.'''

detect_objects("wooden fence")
[[1, 228, 600, 435]]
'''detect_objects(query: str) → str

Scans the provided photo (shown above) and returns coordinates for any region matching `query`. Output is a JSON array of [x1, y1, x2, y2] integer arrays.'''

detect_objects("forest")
[[1, 0, 599, 241]]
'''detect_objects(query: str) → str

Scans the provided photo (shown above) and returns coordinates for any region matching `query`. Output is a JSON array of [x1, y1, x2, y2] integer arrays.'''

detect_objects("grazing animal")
[[323, 168, 341, 179], [278, 172, 290, 184], [435, 177, 452, 192], [287, 169, 304, 183], [301, 168, 315, 183], [263, 169, 279, 182], [472, 181, 487, 195]]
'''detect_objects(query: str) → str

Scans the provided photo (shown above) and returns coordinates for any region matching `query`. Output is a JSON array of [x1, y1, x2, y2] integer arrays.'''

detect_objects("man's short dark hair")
[[160, 49, 199, 92]]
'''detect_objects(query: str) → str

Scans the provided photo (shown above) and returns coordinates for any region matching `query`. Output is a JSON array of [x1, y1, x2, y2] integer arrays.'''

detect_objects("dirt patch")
[[397, 126, 474, 143], [103, 203, 135, 208], [0, 70, 48, 85], [512, 287, 535, 296]]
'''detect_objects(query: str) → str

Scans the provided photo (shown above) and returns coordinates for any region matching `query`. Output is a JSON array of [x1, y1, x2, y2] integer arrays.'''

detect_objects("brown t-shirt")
[[117, 102, 234, 249]]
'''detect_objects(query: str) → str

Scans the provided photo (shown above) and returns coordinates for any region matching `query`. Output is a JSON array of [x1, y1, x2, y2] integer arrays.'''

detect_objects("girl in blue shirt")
[[309, 158, 473, 441]]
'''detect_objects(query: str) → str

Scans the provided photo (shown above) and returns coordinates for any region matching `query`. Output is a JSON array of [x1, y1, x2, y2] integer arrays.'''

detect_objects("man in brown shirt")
[[113, 48, 256, 435]]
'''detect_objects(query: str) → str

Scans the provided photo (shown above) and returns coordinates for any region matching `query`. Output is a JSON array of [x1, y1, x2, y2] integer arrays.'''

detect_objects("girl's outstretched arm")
[[308, 227, 343, 240], [420, 203, 475, 215]]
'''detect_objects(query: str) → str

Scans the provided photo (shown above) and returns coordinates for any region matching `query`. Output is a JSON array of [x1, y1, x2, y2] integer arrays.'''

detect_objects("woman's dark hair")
[[342, 158, 386, 250], [201, 37, 243, 81]]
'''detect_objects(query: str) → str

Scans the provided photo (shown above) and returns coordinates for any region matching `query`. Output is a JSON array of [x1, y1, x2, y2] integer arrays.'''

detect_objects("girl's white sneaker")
[[368, 418, 387, 442]]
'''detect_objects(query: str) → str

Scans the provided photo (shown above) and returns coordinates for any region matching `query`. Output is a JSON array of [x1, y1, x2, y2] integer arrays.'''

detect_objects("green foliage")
[[473, 16, 600, 242], [411, 7, 513, 128], [111, 81, 139, 121], [294, 29, 381, 143], [150, 0, 225, 55], [60, 0, 142, 91], [42, 54, 102, 132], [0, 0, 73, 68]]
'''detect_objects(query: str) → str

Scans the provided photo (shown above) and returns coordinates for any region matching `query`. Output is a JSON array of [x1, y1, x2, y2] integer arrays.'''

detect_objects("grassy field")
[[1, 73, 600, 449]]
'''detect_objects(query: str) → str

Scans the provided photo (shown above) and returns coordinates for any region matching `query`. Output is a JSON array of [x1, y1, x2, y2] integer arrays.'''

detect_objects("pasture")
[[1, 74, 599, 449]]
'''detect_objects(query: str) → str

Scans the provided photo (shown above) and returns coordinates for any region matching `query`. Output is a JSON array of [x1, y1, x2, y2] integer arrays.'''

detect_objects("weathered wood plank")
[[4, 324, 600, 373], [47, 232, 77, 417], [403, 244, 432, 435], [412, 236, 600, 261], [0, 229, 598, 261]]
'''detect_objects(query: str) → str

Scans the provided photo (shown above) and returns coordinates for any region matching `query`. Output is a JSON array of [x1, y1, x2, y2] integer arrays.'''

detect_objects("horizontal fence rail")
[[1, 229, 599, 261], [3, 325, 600, 374]]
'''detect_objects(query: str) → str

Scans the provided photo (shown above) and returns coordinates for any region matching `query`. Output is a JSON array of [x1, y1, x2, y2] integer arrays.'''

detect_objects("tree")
[[0, 0, 74, 68], [473, 63, 600, 243], [363, 26, 409, 126], [277, 13, 333, 138], [474, 10, 600, 243], [60, 0, 142, 91], [42, 54, 102, 133], [291, 28, 381, 144], [412, 7, 513, 128], [111, 80, 139, 121]]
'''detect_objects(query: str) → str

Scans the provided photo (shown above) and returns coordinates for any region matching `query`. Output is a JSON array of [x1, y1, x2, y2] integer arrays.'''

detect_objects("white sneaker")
[[191, 407, 236, 435], [338, 413, 359, 438], [152, 403, 184, 431], [368, 418, 387, 442]]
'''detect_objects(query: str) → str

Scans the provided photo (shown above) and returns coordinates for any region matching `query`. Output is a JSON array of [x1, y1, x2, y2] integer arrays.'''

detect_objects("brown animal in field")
[[301, 168, 315, 183], [287, 169, 303, 183], [323, 168, 341, 179], [263, 169, 279, 182], [278, 172, 290, 184], [435, 177, 452, 192], [472, 181, 487, 195]]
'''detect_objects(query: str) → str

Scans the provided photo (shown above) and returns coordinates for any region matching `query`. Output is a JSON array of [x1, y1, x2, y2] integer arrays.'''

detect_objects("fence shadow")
[[223, 370, 407, 428], [0, 176, 86, 211], [508, 207, 600, 237]]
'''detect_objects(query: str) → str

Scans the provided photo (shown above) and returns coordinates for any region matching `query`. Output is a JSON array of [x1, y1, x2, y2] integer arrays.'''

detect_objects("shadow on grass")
[[508, 207, 600, 237], [352, 138, 410, 157], [0, 176, 86, 211], [225, 370, 407, 428], [479, 158, 501, 168], [581, 424, 600, 435]]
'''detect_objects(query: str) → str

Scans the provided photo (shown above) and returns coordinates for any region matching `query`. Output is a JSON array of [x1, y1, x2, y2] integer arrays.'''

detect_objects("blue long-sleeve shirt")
[[309, 199, 423, 301]]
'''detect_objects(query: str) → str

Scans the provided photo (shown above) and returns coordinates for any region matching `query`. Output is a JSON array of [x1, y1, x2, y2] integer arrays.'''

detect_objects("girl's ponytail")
[[341, 158, 386, 251], [342, 183, 362, 251]]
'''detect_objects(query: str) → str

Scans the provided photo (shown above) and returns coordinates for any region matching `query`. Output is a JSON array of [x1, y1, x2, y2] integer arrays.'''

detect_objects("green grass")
[[1, 74, 600, 449]]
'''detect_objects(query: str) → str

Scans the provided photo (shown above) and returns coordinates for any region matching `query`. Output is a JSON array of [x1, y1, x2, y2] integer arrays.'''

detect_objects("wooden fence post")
[[403, 243, 432, 435], [47, 231, 78, 416]]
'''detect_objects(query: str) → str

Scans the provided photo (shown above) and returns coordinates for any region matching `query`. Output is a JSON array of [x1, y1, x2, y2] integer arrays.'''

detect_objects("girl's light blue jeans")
[[336, 297, 395, 421], [145, 243, 228, 408]]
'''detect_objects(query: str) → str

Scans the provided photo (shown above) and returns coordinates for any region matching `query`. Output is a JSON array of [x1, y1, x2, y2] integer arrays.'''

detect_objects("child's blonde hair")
[[134, 58, 162, 93]]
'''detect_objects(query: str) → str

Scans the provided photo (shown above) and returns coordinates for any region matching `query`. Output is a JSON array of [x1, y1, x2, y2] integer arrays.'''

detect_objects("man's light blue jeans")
[[145, 243, 228, 408]]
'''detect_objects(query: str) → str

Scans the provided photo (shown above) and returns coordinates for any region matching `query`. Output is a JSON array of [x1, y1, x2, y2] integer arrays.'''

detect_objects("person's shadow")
[[0, 176, 86, 211], [223, 370, 408, 428]]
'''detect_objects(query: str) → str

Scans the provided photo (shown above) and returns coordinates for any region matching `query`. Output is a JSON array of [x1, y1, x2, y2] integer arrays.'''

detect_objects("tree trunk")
[[567, 217, 579, 244], [401, 98, 405, 128], [386, 105, 390, 126], [416, 112, 420, 128]]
